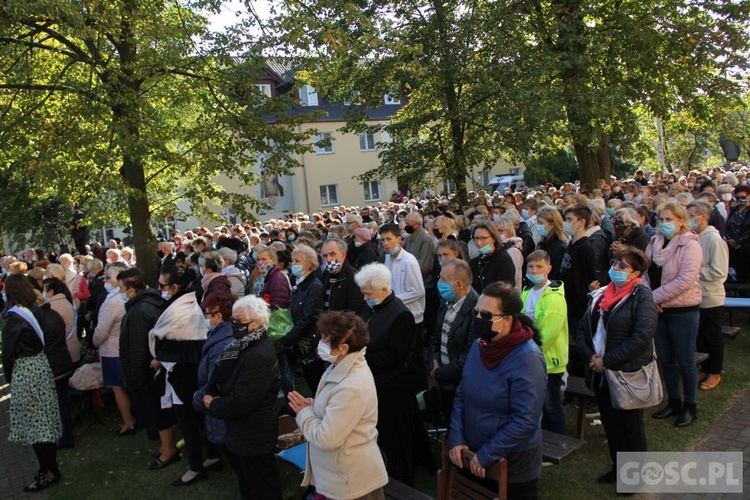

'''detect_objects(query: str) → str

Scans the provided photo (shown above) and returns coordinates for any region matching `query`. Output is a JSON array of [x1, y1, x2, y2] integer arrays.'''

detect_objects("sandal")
[[24, 470, 61, 492], [700, 374, 721, 391]]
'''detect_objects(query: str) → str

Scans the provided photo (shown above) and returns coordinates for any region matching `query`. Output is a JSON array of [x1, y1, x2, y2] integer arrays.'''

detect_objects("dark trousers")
[[409, 322, 427, 393], [301, 358, 326, 395], [542, 372, 566, 435], [224, 449, 281, 500], [460, 469, 539, 500], [54, 376, 74, 446], [376, 385, 415, 486], [698, 306, 724, 374], [32, 442, 58, 475], [173, 403, 204, 472], [129, 385, 175, 437], [423, 286, 438, 343], [595, 378, 647, 468]]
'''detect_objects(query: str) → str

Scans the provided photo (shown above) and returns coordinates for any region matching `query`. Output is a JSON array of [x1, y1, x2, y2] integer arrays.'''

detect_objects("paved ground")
[[649, 387, 749, 500], [0, 370, 37, 499]]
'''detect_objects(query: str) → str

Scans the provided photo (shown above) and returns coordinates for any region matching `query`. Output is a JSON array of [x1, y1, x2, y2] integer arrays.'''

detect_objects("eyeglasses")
[[205, 311, 220, 319], [157, 282, 171, 290], [610, 259, 633, 271], [473, 307, 508, 321]]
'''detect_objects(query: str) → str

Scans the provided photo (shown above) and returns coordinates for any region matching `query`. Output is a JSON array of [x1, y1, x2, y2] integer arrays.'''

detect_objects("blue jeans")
[[655, 309, 699, 405], [542, 372, 566, 434]]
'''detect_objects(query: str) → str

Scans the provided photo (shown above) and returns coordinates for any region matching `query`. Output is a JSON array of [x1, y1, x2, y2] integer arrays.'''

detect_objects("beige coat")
[[93, 288, 125, 358], [296, 348, 388, 499], [48, 294, 81, 363]]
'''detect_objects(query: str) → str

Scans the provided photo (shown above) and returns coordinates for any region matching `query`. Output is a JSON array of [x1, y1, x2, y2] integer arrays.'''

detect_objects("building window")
[[479, 170, 492, 187], [300, 85, 319, 106], [320, 184, 339, 206], [359, 131, 377, 151], [384, 94, 401, 105], [255, 84, 272, 98], [363, 181, 380, 201], [314, 132, 334, 154], [510, 167, 521, 175], [443, 181, 457, 194]]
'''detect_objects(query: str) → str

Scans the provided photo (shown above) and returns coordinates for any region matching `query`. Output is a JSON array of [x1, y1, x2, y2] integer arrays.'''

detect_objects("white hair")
[[45, 263, 66, 281], [354, 263, 392, 292], [58, 253, 74, 266], [233, 295, 271, 329], [617, 207, 641, 227], [292, 244, 318, 271], [217, 247, 237, 265]]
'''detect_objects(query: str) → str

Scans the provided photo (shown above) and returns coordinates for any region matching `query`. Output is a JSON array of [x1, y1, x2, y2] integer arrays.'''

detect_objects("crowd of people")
[[1, 162, 744, 497]]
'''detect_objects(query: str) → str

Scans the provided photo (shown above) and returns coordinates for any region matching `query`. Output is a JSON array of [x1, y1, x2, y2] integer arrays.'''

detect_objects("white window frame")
[[363, 181, 380, 201], [314, 132, 334, 154], [510, 167, 521, 175], [300, 85, 319, 106], [479, 170, 492, 187], [320, 184, 339, 206], [255, 84, 272, 98], [384, 94, 401, 105], [443, 181, 457, 194], [359, 131, 377, 151]]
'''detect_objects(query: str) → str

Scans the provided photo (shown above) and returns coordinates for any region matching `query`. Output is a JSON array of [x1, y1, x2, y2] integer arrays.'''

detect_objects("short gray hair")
[[503, 209, 521, 227], [292, 244, 318, 271], [616, 207, 640, 227], [322, 238, 347, 253], [687, 199, 713, 218], [347, 214, 363, 225], [255, 244, 277, 263], [233, 295, 271, 329], [588, 198, 606, 221], [87, 258, 104, 272], [105, 261, 128, 280], [201, 250, 224, 272], [45, 263, 66, 281], [217, 247, 237, 265], [354, 263, 392, 292]]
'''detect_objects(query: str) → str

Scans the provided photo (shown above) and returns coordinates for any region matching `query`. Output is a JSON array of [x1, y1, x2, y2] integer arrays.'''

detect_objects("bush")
[[523, 150, 579, 186]]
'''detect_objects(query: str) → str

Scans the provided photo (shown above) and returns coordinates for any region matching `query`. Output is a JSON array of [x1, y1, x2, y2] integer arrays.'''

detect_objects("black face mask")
[[157, 250, 164, 259], [231, 323, 249, 339], [433, 229, 443, 240], [474, 316, 498, 342], [362, 215, 372, 223], [404, 225, 415, 234]]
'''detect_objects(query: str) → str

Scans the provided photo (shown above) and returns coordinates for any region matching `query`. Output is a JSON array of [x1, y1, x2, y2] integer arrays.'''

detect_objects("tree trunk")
[[572, 141, 600, 190], [597, 135, 611, 182]]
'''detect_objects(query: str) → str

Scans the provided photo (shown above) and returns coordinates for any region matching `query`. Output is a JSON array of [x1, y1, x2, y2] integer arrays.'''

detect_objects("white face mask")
[[722, 193, 733, 202], [161, 290, 172, 301], [316, 340, 338, 363]]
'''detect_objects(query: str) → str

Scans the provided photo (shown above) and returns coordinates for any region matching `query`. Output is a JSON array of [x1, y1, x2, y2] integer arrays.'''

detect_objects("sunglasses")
[[473, 307, 508, 321]]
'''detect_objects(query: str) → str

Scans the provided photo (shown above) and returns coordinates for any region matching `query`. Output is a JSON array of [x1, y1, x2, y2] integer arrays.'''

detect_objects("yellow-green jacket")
[[521, 281, 568, 374]]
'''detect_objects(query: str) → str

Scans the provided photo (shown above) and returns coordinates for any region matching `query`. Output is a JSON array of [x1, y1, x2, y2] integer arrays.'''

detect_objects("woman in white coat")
[[288, 311, 388, 500]]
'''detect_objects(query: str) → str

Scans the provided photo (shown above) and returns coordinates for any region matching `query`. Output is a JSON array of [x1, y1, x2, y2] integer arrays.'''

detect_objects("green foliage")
[[523, 150, 580, 187]]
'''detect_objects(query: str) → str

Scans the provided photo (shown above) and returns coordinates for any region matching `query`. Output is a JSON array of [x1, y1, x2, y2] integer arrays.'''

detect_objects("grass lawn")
[[8, 313, 750, 500]]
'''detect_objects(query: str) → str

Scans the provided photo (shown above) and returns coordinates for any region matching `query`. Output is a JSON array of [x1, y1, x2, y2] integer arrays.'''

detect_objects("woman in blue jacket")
[[447, 282, 546, 499]]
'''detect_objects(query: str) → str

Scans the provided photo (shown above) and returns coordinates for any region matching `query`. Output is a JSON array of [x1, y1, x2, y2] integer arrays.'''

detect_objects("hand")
[[655, 303, 663, 313], [588, 280, 600, 291], [611, 241, 623, 252], [203, 395, 215, 409], [728, 239, 737, 249], [449, 445, 469, 468], [287, 391, 313, 413], [430, 360, 439, 379], [150, 359, 162, 370], [589, 355, 604, 373], [470, 455, 486, 478]]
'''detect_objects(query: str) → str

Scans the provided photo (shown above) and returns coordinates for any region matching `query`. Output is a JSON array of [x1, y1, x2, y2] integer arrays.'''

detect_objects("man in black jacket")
[[117, 268, 171, 455], [320, 239, 365, 314]]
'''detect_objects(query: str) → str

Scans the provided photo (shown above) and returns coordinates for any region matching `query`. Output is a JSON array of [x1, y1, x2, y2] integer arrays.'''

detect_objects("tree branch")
[[17, 20, 95, 65]]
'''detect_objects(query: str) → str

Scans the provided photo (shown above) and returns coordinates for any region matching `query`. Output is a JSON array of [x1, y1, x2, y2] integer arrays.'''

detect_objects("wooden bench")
[[695, 352, 709, 365], [542, 430, 586, 465], [438, 435, 506, 500], [722, 325, 741, 339], [723, 297, 750, 325], [386, 478, 433, 500], [565, 376, 595, 440]]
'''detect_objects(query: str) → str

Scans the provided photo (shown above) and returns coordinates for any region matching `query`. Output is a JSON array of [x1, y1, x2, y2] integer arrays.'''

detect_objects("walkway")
[[0, 369, 37, 500]]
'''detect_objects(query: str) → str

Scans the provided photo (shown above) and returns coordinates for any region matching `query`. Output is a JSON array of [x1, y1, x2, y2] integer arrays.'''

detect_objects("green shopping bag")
[[268, 308, 293, 341]]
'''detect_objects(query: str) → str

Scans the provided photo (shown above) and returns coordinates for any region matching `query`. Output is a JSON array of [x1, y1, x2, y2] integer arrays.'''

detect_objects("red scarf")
[[479, 320, 534, 369], [598, 278, 641, 313]]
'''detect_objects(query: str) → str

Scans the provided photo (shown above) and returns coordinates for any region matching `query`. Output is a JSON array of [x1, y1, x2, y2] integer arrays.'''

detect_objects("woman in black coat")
[[356, 263, 417, 486], [612, 208, 650, 253], [203, 295, 281, 500], [469, 222, 516, 293], [277, 245, 325, 393], [725, 185, 750, 283], [577, 247, 657, 486], [535, 207, 568, 280]]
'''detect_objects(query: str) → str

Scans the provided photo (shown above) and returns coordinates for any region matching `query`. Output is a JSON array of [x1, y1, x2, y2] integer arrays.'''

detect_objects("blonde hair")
[[536, 206, 568, 243], [656, 200, 689, 234]]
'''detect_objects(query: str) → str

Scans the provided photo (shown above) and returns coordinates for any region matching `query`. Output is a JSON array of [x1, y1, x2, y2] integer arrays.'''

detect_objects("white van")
[[488, 174, 525, 193]]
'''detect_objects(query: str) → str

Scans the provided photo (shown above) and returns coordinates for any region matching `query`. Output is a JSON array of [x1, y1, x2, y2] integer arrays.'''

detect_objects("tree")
[[0, 0, 312, 281], [523, 150, 579, 187]]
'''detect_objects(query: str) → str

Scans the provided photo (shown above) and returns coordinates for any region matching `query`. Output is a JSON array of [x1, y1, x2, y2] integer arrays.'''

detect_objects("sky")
[[208, 0, 273, 32]]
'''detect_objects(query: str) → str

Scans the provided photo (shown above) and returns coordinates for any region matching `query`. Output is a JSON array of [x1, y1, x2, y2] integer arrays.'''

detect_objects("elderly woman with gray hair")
[[277, 244, 326, 393], [612, 207, 650, 253], [356, 262, 417, 486], [202, 295, 282, 500], [217, 247, 246, 299]]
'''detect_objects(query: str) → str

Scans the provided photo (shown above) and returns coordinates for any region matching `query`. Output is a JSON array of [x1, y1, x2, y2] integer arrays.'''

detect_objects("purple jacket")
[[260, 266, 291, 310]]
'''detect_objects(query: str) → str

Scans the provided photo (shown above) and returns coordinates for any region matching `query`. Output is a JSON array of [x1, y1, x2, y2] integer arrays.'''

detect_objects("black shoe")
[[56, 441, 75, 450], [117, 426, 136, 436], [652, 398, 682, 419], [149, 452, 181, 470], [675, 404, 697, 428], [597, 469, 617, 483], [171, 470, 207, 486], [24, 471, 61, 492]]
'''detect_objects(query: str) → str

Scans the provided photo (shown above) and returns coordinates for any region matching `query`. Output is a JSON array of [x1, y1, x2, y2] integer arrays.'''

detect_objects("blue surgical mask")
[[389, 246, 400, 256], [608, 267, 630, 285], [120, 292, 129, 303], [563, 221, 576, 236], [204, 319, 213, 331], [1, 292, 6, 303], [437, 281, 457, 302], [104, 283, 116, 293], [291, 264, 304, 278], [659, 221, 677, 238], [536, 224, 549, 238], [366, 298, 381, 308], [607, 207, 616, 217], [198, 257, 206, 266], [251, 250, 258, 260], [477, 244, 492, 255], [492, 213, 501, 222], [521, 209, 530, 220], [689, 218, 698, 231], [525, 272, 546, 285]]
